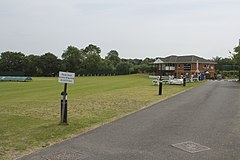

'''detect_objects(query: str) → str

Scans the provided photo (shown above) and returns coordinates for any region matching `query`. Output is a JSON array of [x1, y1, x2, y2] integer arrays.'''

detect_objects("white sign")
[[58, 71, 75, 84]]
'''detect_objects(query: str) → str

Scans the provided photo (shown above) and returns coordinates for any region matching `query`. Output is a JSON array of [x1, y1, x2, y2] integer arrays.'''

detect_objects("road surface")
[[19, 81, 240, 160]]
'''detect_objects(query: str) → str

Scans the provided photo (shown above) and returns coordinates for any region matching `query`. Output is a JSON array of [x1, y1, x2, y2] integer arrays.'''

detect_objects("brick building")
[[153, 55, 217, 79]]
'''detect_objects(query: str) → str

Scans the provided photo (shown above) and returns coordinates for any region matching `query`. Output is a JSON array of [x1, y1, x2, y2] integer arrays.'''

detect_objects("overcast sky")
[[0, 0, 239, 59]]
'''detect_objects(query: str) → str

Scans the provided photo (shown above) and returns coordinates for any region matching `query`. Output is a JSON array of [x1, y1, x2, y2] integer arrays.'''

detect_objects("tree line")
[[212, 44, 240, 80], [1, 43, 239, 79], [212, 56, 238, 71], [0, 44, 155, 77]]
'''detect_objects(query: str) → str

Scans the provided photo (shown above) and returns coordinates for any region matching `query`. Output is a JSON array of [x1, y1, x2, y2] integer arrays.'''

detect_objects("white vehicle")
[[169, 78, 183, 85]]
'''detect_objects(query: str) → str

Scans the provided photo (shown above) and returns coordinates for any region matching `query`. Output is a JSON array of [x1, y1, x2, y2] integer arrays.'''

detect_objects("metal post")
[[183, 77, 186, 86], [61, 83, 68, 124], [159, 80, 162, 95], [158, 67, 163, 95]]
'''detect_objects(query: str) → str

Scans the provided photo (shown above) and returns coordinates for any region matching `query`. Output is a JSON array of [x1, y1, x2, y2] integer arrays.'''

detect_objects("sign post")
[[58, 71, 75, 124], [158, 80, 162, 95]]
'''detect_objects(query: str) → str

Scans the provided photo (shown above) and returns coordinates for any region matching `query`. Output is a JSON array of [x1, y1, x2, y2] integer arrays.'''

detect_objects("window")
[[184, 64, 191, 70]]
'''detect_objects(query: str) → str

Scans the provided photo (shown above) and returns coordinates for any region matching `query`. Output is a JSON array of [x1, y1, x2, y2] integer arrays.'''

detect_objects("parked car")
[[216, 74, 222, 80]]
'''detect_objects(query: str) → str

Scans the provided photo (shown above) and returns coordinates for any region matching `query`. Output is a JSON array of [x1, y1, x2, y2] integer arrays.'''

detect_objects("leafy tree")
[[233, 45, 240, 81], [212, 56, 222, 62], [62, 46, 86, 73], [83, 44, 102, 74], [129, 58, 142, 65], [85, 53, 102, 74], [116, 62, 130, 75], [24, 55, 41, 76], [234, 45, 240, 54], [212, 56, 234, 71], [105, 50, 120, 67], [0, 45, 158, 76], [0, 51, 26, 72], [142, 57, 155, 64], [133, 64, 153, 73], [84, 44, 101, 55], [98, 60, 114, 75], [211, 56, 222, 68], [120, 58, 129, 63], [39, 52, 61, 76]]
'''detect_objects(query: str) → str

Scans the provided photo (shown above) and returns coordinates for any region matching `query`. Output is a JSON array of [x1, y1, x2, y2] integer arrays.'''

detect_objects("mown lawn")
[[0, 74, 204, 159]]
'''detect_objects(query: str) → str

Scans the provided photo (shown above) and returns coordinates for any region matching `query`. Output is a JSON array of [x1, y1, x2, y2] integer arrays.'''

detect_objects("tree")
[[105, 50, 120, 67], [133, 64, 153, 73], [39, 53, 61, 76], [85, 53, 102, 74], [84, 44, 101, 55], [24, 55, 41, 76], [142, 57, 155, 64], [233, 45, 240, 81], [62, 46, 86, 74], [212, 56, 234, 71], [211, 56, 222, 67], [129, 58, 142, 65], [83, 44, 102, 74], [0, 51, 26, 73], [98, 60, 114, 75], [116, 62, 130, 75]]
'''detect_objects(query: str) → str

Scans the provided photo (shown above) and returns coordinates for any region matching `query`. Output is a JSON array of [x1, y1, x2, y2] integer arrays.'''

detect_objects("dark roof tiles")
[[159, 55, 216, 64]]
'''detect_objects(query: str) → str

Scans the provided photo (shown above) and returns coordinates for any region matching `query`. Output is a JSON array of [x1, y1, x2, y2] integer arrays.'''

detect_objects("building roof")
[[154, 55, 216, 64], [153, 59, 164, 64]]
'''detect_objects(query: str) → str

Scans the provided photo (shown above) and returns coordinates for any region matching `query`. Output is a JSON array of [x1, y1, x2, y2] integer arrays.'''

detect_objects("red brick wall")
[[175, 63, 215, 78]]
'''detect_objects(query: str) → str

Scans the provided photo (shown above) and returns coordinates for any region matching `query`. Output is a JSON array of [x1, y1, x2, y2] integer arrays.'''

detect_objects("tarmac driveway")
[[19, 81, 240, 160]]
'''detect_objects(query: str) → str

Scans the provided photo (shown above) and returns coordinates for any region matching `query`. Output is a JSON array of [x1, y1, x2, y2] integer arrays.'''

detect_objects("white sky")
[[0, 0, 239, 59]]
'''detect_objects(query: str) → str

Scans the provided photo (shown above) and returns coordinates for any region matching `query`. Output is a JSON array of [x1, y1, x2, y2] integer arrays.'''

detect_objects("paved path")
[[19, 81, 240, 160]]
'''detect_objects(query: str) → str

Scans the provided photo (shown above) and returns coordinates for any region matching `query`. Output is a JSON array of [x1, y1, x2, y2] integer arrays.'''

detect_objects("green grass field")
[[0, 74, 204, 159]]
